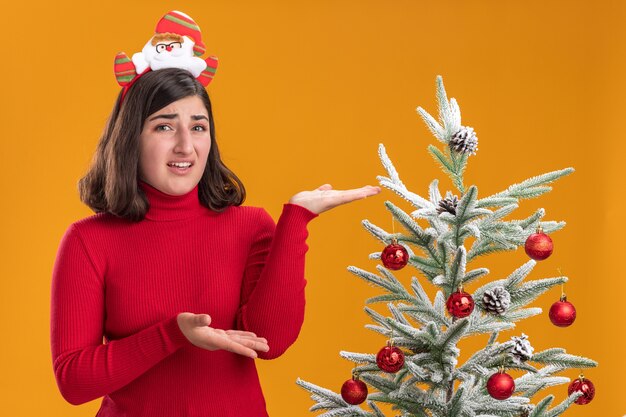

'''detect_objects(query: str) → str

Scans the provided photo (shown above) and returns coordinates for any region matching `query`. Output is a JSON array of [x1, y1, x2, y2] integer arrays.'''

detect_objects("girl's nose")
[[174, 130, 193, 154]]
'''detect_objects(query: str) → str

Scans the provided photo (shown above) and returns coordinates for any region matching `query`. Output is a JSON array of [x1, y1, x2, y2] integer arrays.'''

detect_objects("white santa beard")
[[150, 55, 207, 77]]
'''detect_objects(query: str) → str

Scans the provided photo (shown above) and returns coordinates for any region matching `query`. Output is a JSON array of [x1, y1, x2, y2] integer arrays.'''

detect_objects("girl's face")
[[138, 95, 211, 196]]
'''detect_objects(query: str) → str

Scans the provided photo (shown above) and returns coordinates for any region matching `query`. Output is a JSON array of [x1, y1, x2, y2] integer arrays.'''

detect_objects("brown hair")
[[78, 67, 246, 222], [151, 33, 184, 45]]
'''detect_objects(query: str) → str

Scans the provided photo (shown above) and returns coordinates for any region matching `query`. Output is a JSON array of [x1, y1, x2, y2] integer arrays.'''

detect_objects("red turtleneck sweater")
[[50, 180, 319, 416]]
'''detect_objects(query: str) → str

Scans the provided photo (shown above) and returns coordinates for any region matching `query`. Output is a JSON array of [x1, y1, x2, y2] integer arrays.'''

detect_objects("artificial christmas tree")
[[296, 75, 598, 416]]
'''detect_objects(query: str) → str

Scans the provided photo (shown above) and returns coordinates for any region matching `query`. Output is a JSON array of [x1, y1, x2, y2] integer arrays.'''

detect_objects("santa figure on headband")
[[114, 10, 218, 88]]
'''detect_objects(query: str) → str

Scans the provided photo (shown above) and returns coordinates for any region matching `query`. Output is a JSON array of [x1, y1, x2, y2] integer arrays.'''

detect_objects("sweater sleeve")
[[235, 203, 319, 360], [50, 223, 191, 405]]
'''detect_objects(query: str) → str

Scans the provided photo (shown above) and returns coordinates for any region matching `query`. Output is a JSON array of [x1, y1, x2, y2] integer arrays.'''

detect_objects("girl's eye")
[[154, 125, 207, 132]]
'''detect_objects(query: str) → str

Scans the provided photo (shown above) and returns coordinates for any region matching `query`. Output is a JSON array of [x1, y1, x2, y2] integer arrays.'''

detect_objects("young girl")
[[50, 11, 380, 417]]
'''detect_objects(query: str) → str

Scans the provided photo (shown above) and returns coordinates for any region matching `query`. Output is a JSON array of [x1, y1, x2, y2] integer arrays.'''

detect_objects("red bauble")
[[487, 372, 515, 400], [381, 241, 409, 270], [568, 376, 595, 405], [376, 343, 405, 373], [549, 296, 576, 327], [524, 227, 553, 260], [446, 290, 475, 318], [341, 377, 368, 405]]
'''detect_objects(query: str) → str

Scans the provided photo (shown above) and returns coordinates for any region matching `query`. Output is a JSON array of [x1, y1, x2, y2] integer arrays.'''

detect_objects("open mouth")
[[167, 162, 194, 173]]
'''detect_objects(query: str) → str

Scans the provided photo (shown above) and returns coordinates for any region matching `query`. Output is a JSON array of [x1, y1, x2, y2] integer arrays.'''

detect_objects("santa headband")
[[113, 10, 218, 103]]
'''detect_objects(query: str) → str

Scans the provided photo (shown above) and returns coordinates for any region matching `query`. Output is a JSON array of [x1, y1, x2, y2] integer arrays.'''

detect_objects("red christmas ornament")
[[446, 288, 475, 318], [381, 238, 409, 270], [524, 225, 553, 261], [341, 375, 368, 405], [487, 371, 515, 400], [568, 375, 595, 405], [549, 295, 576, 327], [376, 341, 405, 373]]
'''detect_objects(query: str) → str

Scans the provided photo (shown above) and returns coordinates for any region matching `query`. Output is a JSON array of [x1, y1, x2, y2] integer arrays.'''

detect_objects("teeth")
[[168, 162, 192, 168]]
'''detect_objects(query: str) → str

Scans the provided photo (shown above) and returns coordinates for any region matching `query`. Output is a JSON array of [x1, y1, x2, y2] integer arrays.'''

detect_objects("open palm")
[[288, 184, 381, 215], [177, 312, 269, 358]]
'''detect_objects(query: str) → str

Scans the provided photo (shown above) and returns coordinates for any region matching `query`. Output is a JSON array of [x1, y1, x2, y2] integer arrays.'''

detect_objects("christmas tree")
[[296, 76, 598, 417]]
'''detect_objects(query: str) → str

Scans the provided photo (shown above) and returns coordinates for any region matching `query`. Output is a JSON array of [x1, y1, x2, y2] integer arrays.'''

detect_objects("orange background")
[[0, 1, 623, 416]]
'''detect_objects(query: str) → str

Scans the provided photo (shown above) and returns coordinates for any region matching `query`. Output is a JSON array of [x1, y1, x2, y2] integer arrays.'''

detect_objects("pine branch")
[[465, 314, 516, 336], [387, 302, 412, 327], [385, 201, 435, 245], [398, 304, 449, 328], [476, 196, 520, 208], [435, 75, 453, 136], [472, 391, 532, 417], [448, 246, 467, 295], [417, 108, 446, 143], [508, 277, 568, 309], [416, 75, 462, 144], [427, 145, 468, 194], [377, 143, 434, 209], [428, 145, 457, 184], [385, 317, 438, 349], [463, 267, 490, 285], [360, 373, 398, 395], [383, 200, 443, 269], [429, 179, 443, 204], [347, 266, 407, 297], [458, 341, 516, 376], [365, 401, 387, 417], [515, 367, 571, 397], [544, 392, 582, 417], [386, 384, 448, 415], [450, 151, 469, 193], [527, 395, 553, 417], [398, 277, 450, 327], [487, 168, 574, 202], [436, 317, 470, 353], [338, 351, 376, 364], [530, 348, 598, 371], [295, 378, 378, 416]]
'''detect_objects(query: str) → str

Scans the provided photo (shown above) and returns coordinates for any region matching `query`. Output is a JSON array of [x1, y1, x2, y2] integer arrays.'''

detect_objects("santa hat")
[[155, 10, 206, 57]]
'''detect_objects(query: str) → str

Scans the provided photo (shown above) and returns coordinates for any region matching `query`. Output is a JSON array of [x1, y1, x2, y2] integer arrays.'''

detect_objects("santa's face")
[[142, 35, 195, 66], [138, 95, 211, 196]]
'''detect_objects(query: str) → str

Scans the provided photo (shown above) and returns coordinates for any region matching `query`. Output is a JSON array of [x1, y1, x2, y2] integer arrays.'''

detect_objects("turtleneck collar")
[[139, 180, 209, 221]]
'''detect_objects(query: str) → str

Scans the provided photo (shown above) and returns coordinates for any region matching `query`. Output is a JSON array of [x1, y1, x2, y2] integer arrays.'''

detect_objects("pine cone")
[[449, 126, 478, 155], [482, 286, 511, 315], [520, 404, 534, 417], [510, 333, 534, 364], [436, 191, 458, 215]]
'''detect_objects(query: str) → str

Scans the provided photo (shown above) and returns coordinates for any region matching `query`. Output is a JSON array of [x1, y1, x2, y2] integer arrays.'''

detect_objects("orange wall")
[[1, 1, 622, 416]]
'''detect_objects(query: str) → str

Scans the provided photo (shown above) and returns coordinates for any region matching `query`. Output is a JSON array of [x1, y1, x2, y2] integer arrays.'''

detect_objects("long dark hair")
[[78, 68, 246, 222]]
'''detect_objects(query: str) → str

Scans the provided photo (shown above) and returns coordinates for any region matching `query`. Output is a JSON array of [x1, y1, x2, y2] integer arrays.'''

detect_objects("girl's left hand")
[[288, 184, 382, 215]]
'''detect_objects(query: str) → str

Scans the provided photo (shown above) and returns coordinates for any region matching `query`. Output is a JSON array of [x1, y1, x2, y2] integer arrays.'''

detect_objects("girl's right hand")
[[177, 312, 269, 358]]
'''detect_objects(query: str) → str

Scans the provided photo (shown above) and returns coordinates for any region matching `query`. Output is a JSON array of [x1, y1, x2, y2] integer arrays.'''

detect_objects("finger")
[[225, 329, 259, 338], [239, 335, 269, 344], [195, 314, 211, 327], [225, 331, 268, 344], [221, 338, 260, 358], [317, 184, 333, 191], [355, 185, 381, 197], [235, 335, 270, 351], [207, 332, 257, 356], [331, 186, 381, 205], [362, 185, 381, 194]]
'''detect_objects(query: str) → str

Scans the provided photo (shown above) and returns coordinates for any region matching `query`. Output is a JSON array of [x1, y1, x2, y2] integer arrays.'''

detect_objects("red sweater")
[[50, 180, 318, 416]]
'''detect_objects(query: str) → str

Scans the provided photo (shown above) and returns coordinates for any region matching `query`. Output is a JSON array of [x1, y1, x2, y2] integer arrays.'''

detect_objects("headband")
[[113, 10, 218, 103]]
